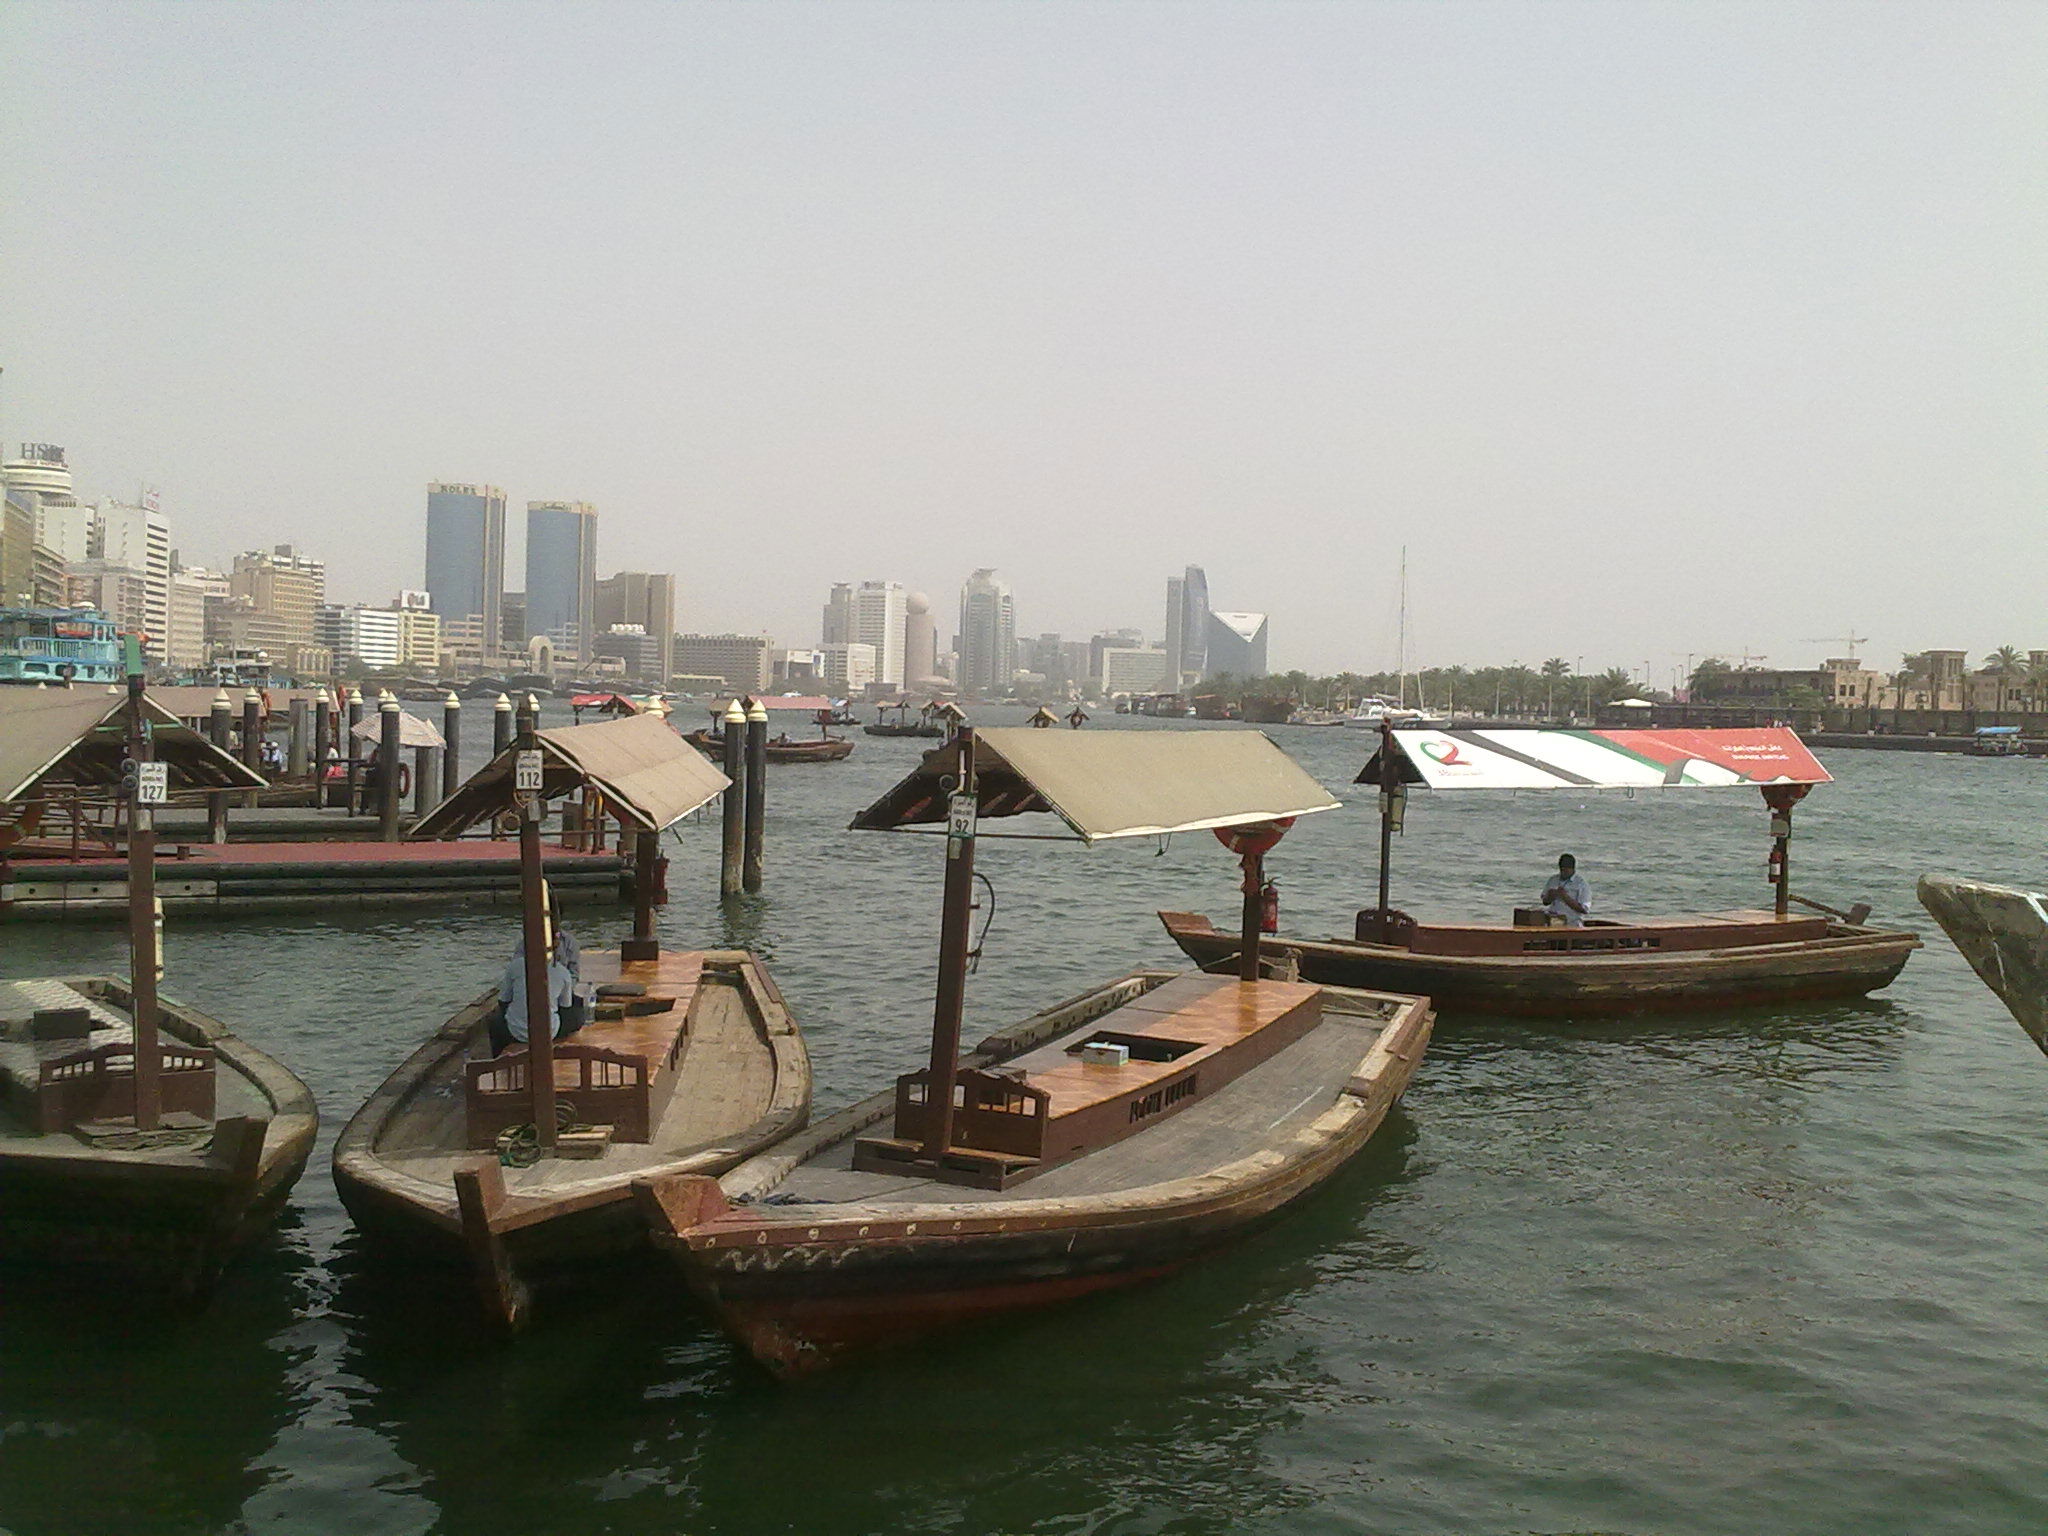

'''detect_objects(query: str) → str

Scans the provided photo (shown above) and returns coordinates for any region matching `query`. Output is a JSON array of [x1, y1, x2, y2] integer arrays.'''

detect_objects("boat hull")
[[0, 980, 317, 1298], [640, 975, 1431, 1374], [1159, 911, 1919, 1016], [1916, 875, 2048, 1057]]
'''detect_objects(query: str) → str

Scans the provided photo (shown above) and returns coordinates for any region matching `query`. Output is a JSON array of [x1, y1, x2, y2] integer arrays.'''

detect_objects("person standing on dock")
[[1541, 854, 1591, 927]]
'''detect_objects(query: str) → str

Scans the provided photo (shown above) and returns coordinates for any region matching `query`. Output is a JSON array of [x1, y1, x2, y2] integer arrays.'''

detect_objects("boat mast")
[[919, 724, 979, 1162], [123, 652, 163, 1131], [1396, 546, 1408, 711]]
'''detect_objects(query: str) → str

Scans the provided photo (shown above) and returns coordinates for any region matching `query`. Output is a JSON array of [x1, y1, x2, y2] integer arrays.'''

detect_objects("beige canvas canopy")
[[411, 713, 729, 837], [349, 710, 447, 750], [0, 687, 268, 802], [853, 727, 1339, 843]]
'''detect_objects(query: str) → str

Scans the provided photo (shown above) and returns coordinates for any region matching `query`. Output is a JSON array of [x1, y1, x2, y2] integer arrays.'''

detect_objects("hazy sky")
[[3, 2, 2041, 682]]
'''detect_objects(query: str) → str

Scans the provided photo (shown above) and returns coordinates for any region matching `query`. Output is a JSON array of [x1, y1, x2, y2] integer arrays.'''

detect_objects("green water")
[[3, 709, 2044, 1535]]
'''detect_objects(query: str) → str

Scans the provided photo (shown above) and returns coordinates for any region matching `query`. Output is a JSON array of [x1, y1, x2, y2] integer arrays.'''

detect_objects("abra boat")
[[0, 668, 317, 1297], [333, 713, 811, 1330], [1916, 875, 2048, 1059], [637, 727, 1433, 1374], [863, 699, 948, 738], [1164, 725, 1919, 1016]]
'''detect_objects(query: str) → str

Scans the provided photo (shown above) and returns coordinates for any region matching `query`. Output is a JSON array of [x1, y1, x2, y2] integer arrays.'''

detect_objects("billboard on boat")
[[1384, 728, 1831, 791]]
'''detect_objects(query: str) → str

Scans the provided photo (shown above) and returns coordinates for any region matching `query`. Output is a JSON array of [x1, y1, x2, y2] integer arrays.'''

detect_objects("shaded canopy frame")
[[1357, 727, 1834, 793], [411, 713, 730, 837], [0, 688, 269, 802], [853, 727, 1340, 844], [349, 710, 448, 749]]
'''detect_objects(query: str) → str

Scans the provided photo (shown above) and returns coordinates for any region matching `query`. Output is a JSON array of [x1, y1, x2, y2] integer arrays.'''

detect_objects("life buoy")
[[395, 761, 412, 797], [1212, 818, 1295, 859]]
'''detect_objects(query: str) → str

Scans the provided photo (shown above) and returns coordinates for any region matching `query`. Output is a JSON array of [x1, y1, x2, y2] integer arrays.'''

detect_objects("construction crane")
[[1800, 630, 1869, 661]]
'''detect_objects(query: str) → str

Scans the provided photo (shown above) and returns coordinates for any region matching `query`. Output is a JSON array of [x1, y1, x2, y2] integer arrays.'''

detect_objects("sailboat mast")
[[1395, 547, 1408, 710]]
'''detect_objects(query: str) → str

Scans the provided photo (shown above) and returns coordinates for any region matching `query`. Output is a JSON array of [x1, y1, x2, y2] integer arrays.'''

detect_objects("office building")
[[821, 583, 854, 646], [957, 568, 1016, 697], [317, 604, 405, 671], [1204, 611, 1269, 679], [904, 591, 938, 686], [1100, 646, 1172, 696], [853, 580, 907, 688], [822, 642, 878, 692], [592, 625, 667, 683], [1164, 565, 1210, 687], [166, 563, 229, 669], [525, 501, 598, 661], [229, 545, 325, 648], [424, 483, 505, 653], [93, 498, 172, 662], [673, 632, 772, 695], [595, 571, 676, 682]]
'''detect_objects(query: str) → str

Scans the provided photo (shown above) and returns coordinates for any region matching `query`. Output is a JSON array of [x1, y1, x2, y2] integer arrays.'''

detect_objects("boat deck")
[[777, 994, 1395, 1207], [368, 963, 779, 1204]]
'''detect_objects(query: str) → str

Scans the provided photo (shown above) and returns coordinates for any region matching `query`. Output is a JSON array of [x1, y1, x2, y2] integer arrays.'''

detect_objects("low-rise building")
[[673, 632, 772, 695]]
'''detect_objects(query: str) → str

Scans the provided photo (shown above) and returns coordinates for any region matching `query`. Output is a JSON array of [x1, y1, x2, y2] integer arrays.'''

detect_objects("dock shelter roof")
[[349, 710, 447, 749], [853, 727, 1340, 843], [411, 713, 729, 837], [0, 687, 269, 802], [1358, 727, 1833, 791]]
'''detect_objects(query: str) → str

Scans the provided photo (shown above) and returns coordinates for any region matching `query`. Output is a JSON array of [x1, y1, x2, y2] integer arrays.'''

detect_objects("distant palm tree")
[[1989, 645, 2025, 715], [1540, 657, 1569, 718], [1895, 652, 1931, 720]]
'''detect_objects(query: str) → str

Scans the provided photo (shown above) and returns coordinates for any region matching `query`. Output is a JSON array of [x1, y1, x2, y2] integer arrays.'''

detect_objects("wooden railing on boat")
[[31, 1040, 215, 1131]]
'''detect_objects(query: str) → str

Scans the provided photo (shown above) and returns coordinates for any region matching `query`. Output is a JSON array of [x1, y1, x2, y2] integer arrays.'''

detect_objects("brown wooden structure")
[[1917, 875, 2048, 1060]]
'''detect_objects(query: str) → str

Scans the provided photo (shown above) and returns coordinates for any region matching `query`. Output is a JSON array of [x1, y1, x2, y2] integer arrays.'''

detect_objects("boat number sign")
[[515, 749, 544, 793], [136, 762, 168, 804], [948, 792, 978, 849]]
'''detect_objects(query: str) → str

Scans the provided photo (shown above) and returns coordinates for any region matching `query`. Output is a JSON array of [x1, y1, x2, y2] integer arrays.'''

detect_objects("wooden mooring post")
[[743, 697, 768, 894], [719, 699, 745, 898], [378, 690, 403, 841], [207, 688, 232, 843], [442, 691, 462, 798]]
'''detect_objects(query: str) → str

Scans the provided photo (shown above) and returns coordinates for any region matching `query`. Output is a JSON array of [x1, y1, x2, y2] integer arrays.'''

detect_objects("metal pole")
[[1238, 847, 1264, 983], [623, 828, 662, 962], [516, 727, 557, 1155], [743, 696, 768, 894], [377, 690, 403, 841], [442, 691, 462, 797], [920, 726, 978, 1162], [207, 688, 232, 843], [719, 699, 745, 898], [124, 668, 162, 1131]]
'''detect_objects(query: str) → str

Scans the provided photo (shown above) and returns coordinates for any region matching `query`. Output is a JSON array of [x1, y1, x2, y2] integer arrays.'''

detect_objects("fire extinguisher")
[[1767, 843, 1785, 884], [1260, 879, 1280, 933]]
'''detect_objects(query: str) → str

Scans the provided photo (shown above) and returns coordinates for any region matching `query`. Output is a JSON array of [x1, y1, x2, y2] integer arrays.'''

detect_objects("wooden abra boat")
[[863, 700, 948, 738], [0, 977, 317, 1295], [0, 667, 316, 1296], [1917, 875, 2048, 1059], [685, 727, 854, 763], [638, 726, 1433, 1373], [1166, 724, 1919, 1016], [335, 713, 811, 1329]]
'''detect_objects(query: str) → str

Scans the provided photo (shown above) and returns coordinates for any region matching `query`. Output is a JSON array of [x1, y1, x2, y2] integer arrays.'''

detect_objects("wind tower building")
[[424, 482, 506, 659], [957, 568, 1016, 697], [525, 500, 598, 662]]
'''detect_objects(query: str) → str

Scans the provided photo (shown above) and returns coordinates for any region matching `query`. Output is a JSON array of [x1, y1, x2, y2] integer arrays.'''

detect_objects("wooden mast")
[[516, 719, 557, 1153], [1237, 847, 1264, 982], [1376, 716, 1397, 921], [123, 657, 163, 1131], [919, 724, 978, 1162]]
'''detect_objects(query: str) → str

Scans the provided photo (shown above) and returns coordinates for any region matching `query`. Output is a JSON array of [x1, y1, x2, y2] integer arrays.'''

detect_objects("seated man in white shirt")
[[1540, 854, 1591, 927]]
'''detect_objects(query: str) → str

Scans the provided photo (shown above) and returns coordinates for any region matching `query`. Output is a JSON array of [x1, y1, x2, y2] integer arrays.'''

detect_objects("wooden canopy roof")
[[0, 687, 269, 803]]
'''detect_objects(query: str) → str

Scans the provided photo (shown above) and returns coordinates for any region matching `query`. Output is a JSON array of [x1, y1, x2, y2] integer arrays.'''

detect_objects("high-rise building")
[[93, 498, 171, 661], [821, 583, 854, 646], [1165, 565, 1210, 686], [853, 580, 907, 688], [1204, 611, 1269, 679], [1101, 646, 1172, 696], [424, 483, 505, 654], [2, 446, 81, 610], [822, 641, 878, 692], [904, 591, 938, 687], [957, 568, 1016, 697], [1089, 627, 1145, 682], [316, 604, 405, 670], [595, 571, 676, 682], [229, 545, 325, 647], [525, 501, 598, 661], [166, 562, 228, 669], [673, 632, 773, 695]]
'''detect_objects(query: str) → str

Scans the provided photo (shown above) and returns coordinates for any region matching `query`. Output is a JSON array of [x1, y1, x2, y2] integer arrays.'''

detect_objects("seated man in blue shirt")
[[1540, 854, 1592, 927], [488, 919, 590, 1055]]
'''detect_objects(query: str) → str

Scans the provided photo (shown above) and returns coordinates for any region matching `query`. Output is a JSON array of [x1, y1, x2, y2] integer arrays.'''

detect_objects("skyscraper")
[[904, 591, 937, 687], [525, 501, 598, 661], [853, 580, 907, 688], [424, 482, 505, 655], [1165, 565, 1209, 686], [595, 571, 676, 681], [1204, 611, 1269, 679], [94, 497, 172, 662], [957, 568, 1016, 697], [821, 583, 854, 646]]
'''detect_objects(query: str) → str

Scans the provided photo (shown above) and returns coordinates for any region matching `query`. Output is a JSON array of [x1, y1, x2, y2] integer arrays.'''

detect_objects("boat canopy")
[[412, 713, 729, 837], [349, 710, 448, 749], [854, 727, 1339, 843], [1357, 727, 1833, 792], [1975, 725, 2021, 737], [570, 691, 643, 713], [0, 687, 269, 802]]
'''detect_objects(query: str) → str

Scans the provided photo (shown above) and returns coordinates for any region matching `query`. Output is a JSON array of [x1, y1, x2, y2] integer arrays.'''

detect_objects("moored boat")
[[1165, 724, 1920, 1016], [637, 726, 1433, 1373], [0, 662, 317, 1297], [1916, 875, 2048, 1058], [334, 712, 811, 1329]]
